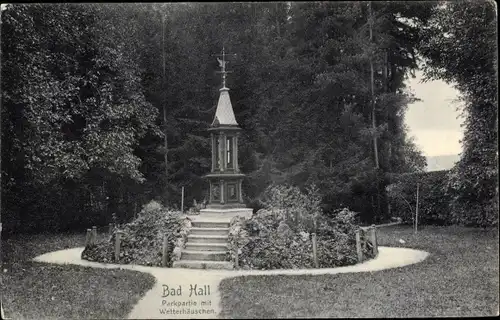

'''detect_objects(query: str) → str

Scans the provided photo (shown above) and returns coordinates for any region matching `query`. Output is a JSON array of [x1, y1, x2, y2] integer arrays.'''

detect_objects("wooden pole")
[[181, 186, 184, 213], [370, 225, 378, 256], [234, 246, 239, 269], [356, 229, 363, 262], [415, 183, 420, 234], [85, 229, 92, 247], [312, 233, 319, 268], [92, 226, 97, 245], [162, 234, 169, 267], [115, 231, 122, 262]]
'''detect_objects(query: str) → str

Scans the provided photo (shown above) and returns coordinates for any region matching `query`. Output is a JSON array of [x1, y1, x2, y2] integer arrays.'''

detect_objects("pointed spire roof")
[[212, 86, 239, 127], [211, 47, 239, 128]]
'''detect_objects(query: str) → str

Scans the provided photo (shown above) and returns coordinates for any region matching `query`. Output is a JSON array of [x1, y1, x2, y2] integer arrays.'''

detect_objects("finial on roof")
[[211, 47, 239, 127], [214, 46, 236, 89]]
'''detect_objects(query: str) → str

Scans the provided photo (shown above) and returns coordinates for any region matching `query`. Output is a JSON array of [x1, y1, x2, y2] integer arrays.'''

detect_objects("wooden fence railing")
[[84, 225, 170, 266], [356, 225, 377, 262], [355, 219, 403, 262]]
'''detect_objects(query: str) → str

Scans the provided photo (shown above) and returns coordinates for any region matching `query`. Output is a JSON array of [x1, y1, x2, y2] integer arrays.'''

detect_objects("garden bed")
[[81, 201, 190, 267], [228, 185, 375, 270]]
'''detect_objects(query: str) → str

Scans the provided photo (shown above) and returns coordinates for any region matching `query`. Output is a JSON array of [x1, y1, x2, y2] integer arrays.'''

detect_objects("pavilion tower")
[[200, 47, 252, 219]]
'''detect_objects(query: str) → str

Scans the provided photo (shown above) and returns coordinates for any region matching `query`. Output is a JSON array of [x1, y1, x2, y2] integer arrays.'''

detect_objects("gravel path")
[[33, 246, 429, 319]]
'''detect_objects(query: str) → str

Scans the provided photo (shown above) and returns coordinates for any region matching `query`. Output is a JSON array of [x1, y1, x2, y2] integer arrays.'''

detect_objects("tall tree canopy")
[[419, 0, 498, 227], [4, 2, 465, 236]]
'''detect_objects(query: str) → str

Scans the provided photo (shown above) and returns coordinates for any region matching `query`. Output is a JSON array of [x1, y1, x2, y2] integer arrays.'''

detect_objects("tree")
[[419, 0, 498, 227], [1, 4, 160, 233]]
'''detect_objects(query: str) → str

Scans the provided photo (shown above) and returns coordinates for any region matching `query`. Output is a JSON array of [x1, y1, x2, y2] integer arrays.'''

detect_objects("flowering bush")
[[172, 217, 192, 262], [258, 184, 321, 233], [187, 199, 206, 215], [316, 208, 366, 267], [82, 200, 184, 267], [227, 216, 249, 266], [239, 223, 314, 270], [235, 185, 365, 270]]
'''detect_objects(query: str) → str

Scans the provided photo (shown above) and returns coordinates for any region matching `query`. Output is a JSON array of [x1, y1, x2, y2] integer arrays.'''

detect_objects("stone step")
[[190, 227, 229, 236], [172, 260, 234, 270], [187, 234, 228, 244], [181, 250, 227, 261], [185, 243, 228, 252], [191, 221, 230, 228]]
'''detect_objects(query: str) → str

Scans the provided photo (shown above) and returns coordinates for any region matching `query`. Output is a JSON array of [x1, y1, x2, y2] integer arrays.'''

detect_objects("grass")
[[218, 225, 499, 318], [2, 231, 156, 320]]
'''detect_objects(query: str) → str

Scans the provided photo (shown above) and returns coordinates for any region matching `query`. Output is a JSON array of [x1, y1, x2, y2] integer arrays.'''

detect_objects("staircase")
[[172, 219, 234, 270]]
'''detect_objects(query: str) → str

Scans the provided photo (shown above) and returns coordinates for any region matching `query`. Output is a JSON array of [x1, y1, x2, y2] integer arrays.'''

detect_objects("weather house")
[[200, 47, 252, 219]]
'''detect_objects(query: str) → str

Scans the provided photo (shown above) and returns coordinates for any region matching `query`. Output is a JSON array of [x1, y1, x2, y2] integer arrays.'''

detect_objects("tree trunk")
[[161, 14, 169, 193], [384, 49, 392, 217], [368, 2, 379, 170], [275, 3, 281, 37], [384, 49, 391, 171], [368, 2, 383, 223]]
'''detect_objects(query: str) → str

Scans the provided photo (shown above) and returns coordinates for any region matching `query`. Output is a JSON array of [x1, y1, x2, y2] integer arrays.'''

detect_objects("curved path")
[[33, 246, 429, 319]]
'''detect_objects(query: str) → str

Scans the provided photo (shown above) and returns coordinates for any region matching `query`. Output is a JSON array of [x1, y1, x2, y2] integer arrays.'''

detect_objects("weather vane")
[[213, 46, 237, 88]]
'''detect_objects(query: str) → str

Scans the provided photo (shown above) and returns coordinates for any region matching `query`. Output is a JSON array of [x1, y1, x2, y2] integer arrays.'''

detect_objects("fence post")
[[162, 234, 169, 267], [415, 183, 420, 234], [312, 233, 319, 268], [234, 246, 239, 269], [115, 231, 122, 262], [92, 226, 97, 244], [181, 186, 185, 213], [356, 229, 363, 262], [85, 229, 92, 247], [370, 225, 378, 256]]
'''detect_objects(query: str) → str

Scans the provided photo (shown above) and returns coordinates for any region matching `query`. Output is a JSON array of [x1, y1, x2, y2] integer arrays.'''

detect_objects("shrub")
[[227, 216, 249, 264], [233, 184, 366, 270], [447, 165, 498, 227], [235, 210, 313, 269], [316, 208, 362, 267], [258, 183, 322, 233], [387, 170, 453, 225], [81, 200, 184, 267], [171, 218, 192, 262]]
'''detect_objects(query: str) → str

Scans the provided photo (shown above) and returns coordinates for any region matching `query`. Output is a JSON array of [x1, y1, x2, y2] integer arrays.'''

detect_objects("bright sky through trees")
[[405, 70, 463, 157]]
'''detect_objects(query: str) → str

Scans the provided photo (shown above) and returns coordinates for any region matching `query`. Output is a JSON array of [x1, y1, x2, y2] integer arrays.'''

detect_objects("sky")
[[404, 70, 464, 157]]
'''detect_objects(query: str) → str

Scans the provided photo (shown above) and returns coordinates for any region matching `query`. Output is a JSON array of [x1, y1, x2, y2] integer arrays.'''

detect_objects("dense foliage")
[[2, 4, 161, 234], [2, 2, 494, 237], [419, 1, 498, 227], [387, 170, 453, 225], [81, 201, 183, 266], [231, 185, 371, 270]]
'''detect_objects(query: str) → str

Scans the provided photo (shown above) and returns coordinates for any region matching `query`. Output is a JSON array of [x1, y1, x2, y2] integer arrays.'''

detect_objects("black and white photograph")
[[1, 1, 498, 319]]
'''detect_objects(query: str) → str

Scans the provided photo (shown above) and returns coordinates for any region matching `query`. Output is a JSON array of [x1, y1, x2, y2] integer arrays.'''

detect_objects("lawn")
[[2, 231, 156, 319], [218, 225, 499, 318]]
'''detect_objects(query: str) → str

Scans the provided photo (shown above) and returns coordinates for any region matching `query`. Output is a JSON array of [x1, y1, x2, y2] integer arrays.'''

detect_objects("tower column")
[[238, 180, 243, 203], [209, 180, 213, 201], [219, 133, 224, 172], [234, 134, 239, 172], [220, 179, 225, 204], [221, 132, 226, 171], [211, 133, 215, 172]]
